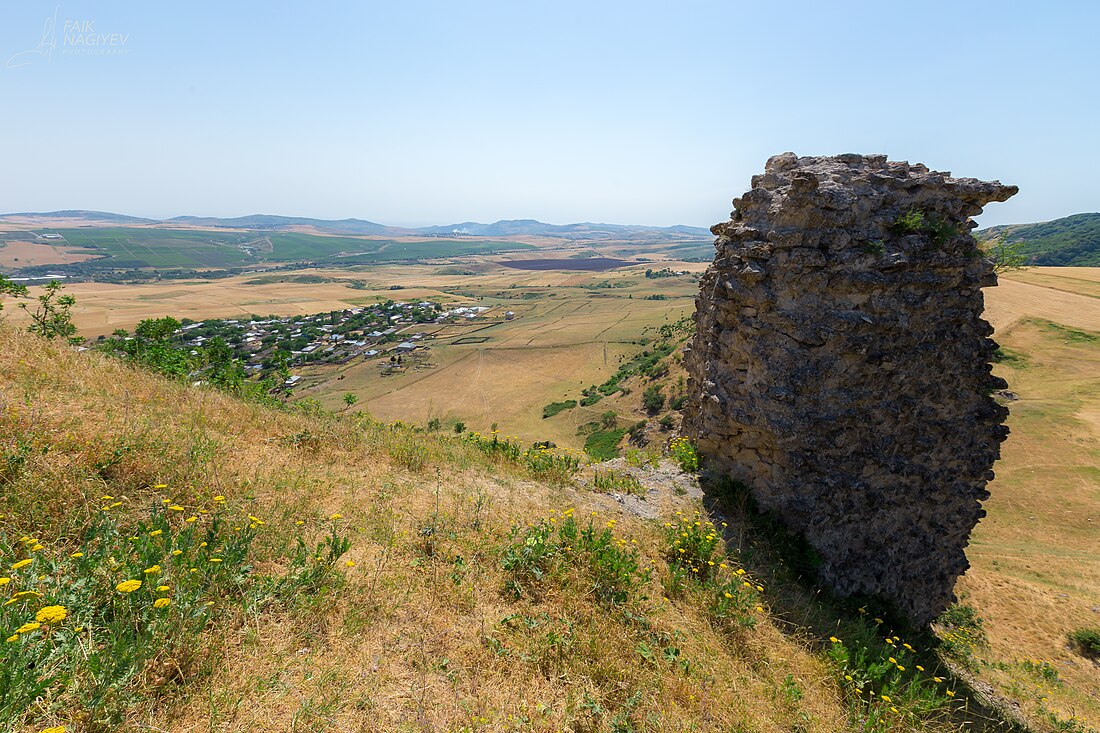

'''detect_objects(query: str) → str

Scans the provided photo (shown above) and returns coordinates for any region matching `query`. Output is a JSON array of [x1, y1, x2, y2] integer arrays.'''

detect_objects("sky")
[[0, 1, 1096, 228]]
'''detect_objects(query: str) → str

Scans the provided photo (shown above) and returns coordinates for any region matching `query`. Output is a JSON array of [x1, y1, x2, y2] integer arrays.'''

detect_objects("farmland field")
[[0, 227, 536, 273], [0, 239, 103, 268], [500, 257, 633, 271]]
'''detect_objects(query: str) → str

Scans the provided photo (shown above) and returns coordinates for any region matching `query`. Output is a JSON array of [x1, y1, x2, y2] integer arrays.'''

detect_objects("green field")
[[2, 228, 534, 272]]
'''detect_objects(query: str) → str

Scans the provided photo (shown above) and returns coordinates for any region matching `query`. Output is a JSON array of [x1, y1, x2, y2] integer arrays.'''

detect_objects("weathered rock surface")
[[684, 153, 1017, 625]]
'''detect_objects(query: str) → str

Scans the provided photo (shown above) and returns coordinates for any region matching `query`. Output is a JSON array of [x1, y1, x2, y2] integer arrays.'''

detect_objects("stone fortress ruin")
[[684, 153, 1017, 625]]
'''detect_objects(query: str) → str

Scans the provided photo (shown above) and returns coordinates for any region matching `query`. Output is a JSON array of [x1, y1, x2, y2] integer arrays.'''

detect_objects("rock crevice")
[[684, 153, 1017, 625]]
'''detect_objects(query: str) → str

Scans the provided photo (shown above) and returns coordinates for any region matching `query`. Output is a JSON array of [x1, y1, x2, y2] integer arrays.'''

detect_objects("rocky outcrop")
[[684, 153, 1017, 625]]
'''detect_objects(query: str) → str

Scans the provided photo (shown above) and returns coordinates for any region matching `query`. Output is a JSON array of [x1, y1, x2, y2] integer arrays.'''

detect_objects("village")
[[165, 299, 513, 387]]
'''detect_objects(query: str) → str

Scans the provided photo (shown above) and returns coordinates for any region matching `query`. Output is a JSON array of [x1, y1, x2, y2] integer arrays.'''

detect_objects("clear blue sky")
[[1, 1, 1096, 228]]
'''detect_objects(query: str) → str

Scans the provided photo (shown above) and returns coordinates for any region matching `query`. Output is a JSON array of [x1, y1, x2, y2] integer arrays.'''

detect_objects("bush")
[[1068, 627, 1100, 658], [642, 384, 665, 414], [542, 400, 578, 419], [584, 428, 626, 461]]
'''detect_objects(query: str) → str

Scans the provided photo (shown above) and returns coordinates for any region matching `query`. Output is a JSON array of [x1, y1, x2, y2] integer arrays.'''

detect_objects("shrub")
[[542, 400, 578, 419], [584, 428, 626, 461], [642, 384, 665, 414], [1068, 627, 1100, 658]]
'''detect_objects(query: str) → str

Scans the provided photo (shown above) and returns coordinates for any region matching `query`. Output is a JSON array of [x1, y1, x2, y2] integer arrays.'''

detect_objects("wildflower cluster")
[[668, 436, 699, 472], [501, 509, 650, 606], [663, 511, 763, 630], [826, 612, 958, 730], [0, 488, 352, 729]]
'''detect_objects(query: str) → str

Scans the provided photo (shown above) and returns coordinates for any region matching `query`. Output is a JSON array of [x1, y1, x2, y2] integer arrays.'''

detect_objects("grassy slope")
[[959, 317, 1100, 729], [2, 325, 859, 733], [981, 214, 1100, 267]]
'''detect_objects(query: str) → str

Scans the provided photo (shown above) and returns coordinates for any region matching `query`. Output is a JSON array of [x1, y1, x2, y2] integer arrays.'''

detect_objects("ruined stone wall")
[[684, 153, 1017, 625]]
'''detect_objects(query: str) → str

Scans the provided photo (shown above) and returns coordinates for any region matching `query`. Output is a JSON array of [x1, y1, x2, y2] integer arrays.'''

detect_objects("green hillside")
[[980, 213, 1100, 266]]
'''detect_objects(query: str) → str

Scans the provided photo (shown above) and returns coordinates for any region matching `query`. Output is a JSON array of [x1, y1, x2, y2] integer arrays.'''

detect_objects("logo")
[[6, 7, 131, 69]]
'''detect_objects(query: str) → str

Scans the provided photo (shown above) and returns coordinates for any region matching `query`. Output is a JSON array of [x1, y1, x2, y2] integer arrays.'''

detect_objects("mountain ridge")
[[0, 210, 712, 238]]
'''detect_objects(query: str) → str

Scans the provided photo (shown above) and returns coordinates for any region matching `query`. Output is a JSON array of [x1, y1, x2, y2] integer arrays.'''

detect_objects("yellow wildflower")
[[213, 496, 226, 503], [153, 598, 171, 609], [153, 483, 168, 489], [70, 552, 84, 558], [330, 513, 342, 520], [149, 529, 163, 537], [169, 505, 185, 511], [156, 585, 170, 592], [11, 559, 32, 571], [0, 577, 9, 585], [185, 516, 197, 523], [35, 605, 67, 625], [30, 544, 44, 551], [143, 565, 161, 574], [345, 560, 356, 568], [829, 636, 841, 644], [5, 634, 17, 643], [116, 579, 142, 593], [15, 622, 41, 634], [172, 549, 182, 556], [38, 727, 66, 733], [209, 557, 223, 563]]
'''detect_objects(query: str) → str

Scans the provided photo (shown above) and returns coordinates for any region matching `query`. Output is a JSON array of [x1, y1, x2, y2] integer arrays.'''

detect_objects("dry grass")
[[0, 240, 102, 268], [1, 324, 864, 732], [956, 317, 1100, 730]]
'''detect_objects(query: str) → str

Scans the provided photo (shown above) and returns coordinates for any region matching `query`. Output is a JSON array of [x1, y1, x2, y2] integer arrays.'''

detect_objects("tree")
[[342, 393, 359, 409], [0, 274, 29, 313], [985, 234, 1028, 273], [135, 316, 181, 341], [21, 280, 81, 344]]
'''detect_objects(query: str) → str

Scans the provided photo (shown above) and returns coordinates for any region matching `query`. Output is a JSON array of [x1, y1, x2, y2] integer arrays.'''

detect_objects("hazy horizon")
[[2, 1, 1097, 228]]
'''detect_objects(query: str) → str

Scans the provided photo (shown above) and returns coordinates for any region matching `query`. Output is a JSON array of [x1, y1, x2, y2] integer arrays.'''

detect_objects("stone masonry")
[[684, 153, 1017, 625]]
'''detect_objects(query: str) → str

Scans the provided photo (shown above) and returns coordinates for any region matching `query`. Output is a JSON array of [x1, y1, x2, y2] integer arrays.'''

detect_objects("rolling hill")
[[0, 211, 711, 240], [979, 212, 1100, 266]]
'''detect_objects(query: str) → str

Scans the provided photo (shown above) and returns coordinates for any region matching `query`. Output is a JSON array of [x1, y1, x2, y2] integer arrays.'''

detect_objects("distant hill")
[[0, 211, 711, 240], [165, 214, 413, 236], [417, 219, 711, 238], [979, 213, 1100, 266], [3, 209, 157, 224]]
